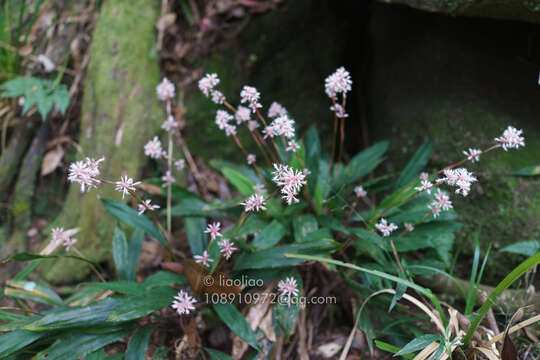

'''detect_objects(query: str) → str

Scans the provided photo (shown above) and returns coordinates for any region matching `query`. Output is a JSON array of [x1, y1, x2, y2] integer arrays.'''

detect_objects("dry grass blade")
[[474, 346, 501, 360], [413, 341, 440, 360], [339, 289, 446, 360], [486, 314, 540, 346]]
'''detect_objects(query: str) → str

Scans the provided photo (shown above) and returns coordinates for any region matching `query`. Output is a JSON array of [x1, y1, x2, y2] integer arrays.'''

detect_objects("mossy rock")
[[378, 0, 540, 23], [40, 0, 163, 283], [368, 3, 540, 283]]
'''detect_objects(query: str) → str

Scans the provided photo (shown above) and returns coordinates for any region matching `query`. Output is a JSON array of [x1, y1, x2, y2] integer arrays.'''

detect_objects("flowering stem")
[[71, 246, 106, 282], [126, 188, 176, 259], [388, 239, 406, 276], [337, 96, 347, 163], [329, 104, 338, 173], [232, 134, 267, 185], [224, 99, 274, 166], [245, 123, 273, 167], [256, 109, 282, 162], [437, 144, 501, 174], [209, 213, 248, 275]]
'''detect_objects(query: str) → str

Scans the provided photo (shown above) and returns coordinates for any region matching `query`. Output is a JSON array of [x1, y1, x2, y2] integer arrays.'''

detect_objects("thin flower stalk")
[[338, 95, 347, 163], [223, 98, 274, 166], [329, 96, 339, 172], [230, 133, 267, 185], [70, 246, 106, 282], [255, 108, 282, 162]]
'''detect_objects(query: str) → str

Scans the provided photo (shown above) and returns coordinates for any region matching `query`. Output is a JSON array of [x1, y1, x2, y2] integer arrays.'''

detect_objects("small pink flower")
[[211, 90, 225, 104], [419, 172, 429, 181], [495, 126, 525, 151], [138, 199, 160, 215], [330, 103, 348, 118], [262, 125, 277, 139], [224, 124, 237, 137], [268, 101, 287, 118], [375, 218, 398, 237], [247, 120, 259, 131], [171, 290, 197, 315], [240, 86, 262, 112], [438, 168, 477, 196], [218, 239, 238, 260], [247, 154, 256, 165], [286, 140, 300, 153], [429, 203, 441, 218], [215, 110, 233, 130], [325, 67, 352, 99], [235, 106, 251, 124], [272, 115, 295, 138], [198, 73, 219, 97], [115, 175, 141, 199], [175, 159, 185, 170], [415, 180, 433, 194], [161, 115, 179, 132], [241, 194, 267, 212], [277, 277, 299, 307], [194, 250, 213, 267], [405, 223, 414, 232], [156, 77, 175, 101], [354, 185, 367, 198], [463, 148, 481, 163], [68, 157, 104, 193], [204, 222, 222, 241], [432, 189, 453, 212], [144, 137, 163, 159], [161, 171, 175, 187]]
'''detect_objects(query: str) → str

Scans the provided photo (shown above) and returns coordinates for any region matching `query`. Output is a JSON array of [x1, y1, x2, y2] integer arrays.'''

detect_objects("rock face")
[[41, 0, 163, 283], [378, 0, 540, 23], [367, 3, 540, 283]]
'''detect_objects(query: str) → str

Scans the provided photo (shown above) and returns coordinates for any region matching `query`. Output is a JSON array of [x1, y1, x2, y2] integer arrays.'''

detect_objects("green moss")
[[41, 0, 163, 283]]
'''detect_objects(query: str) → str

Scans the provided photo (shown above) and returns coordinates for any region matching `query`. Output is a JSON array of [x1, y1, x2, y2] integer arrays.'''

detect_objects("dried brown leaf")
[[41, 146, 64, 176]]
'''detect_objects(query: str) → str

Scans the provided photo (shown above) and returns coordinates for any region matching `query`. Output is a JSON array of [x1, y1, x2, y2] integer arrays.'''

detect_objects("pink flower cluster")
[[51, 227, 79, 251], [172, 290, 197, 315], [278, 277, 299, 307], [68, 157, 105, 192], [240, 86, 262, 112], [437, 168, 477, 197], [272, 164, 307, 205], [375, 218, 398, 237], [325, 67, 352, 99], [495, 126, 525, 151], [241, 193, 267, 212]]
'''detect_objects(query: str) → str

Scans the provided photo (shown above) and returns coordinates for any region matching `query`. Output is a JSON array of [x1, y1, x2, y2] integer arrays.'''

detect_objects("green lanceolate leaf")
[[394, 334, 441, 356], [112, 227, 129, 281], [340, 141, 389, 186], [0, 329, 46, 358], [127, 229, 145, 281], [233, 239, 341, 271], [126, 325, 151, 360], [184, 217, 208, 256], [222, 167, 256, 195], [213, 302, 259, 351], [205, 347, 234, 360], [292, 214, 318, 242], [5, 280, 63, 306], [252, 220, 286, 249], [500, 240, 540, 257], [142, 271, 188, 290], [108, 287, 178, 322], [102, 199, 166, 247], [38, 327, 132, 360], [395, 139, 434, 188]]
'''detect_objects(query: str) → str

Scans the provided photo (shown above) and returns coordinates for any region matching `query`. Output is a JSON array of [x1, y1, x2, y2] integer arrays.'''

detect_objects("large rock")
[[378, 0, 540, 23], [367, 3, 540, 283]]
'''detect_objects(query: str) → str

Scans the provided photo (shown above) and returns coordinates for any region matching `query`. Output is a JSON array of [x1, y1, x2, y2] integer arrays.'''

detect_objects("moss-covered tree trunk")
[[41, 0, 163, 283]]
